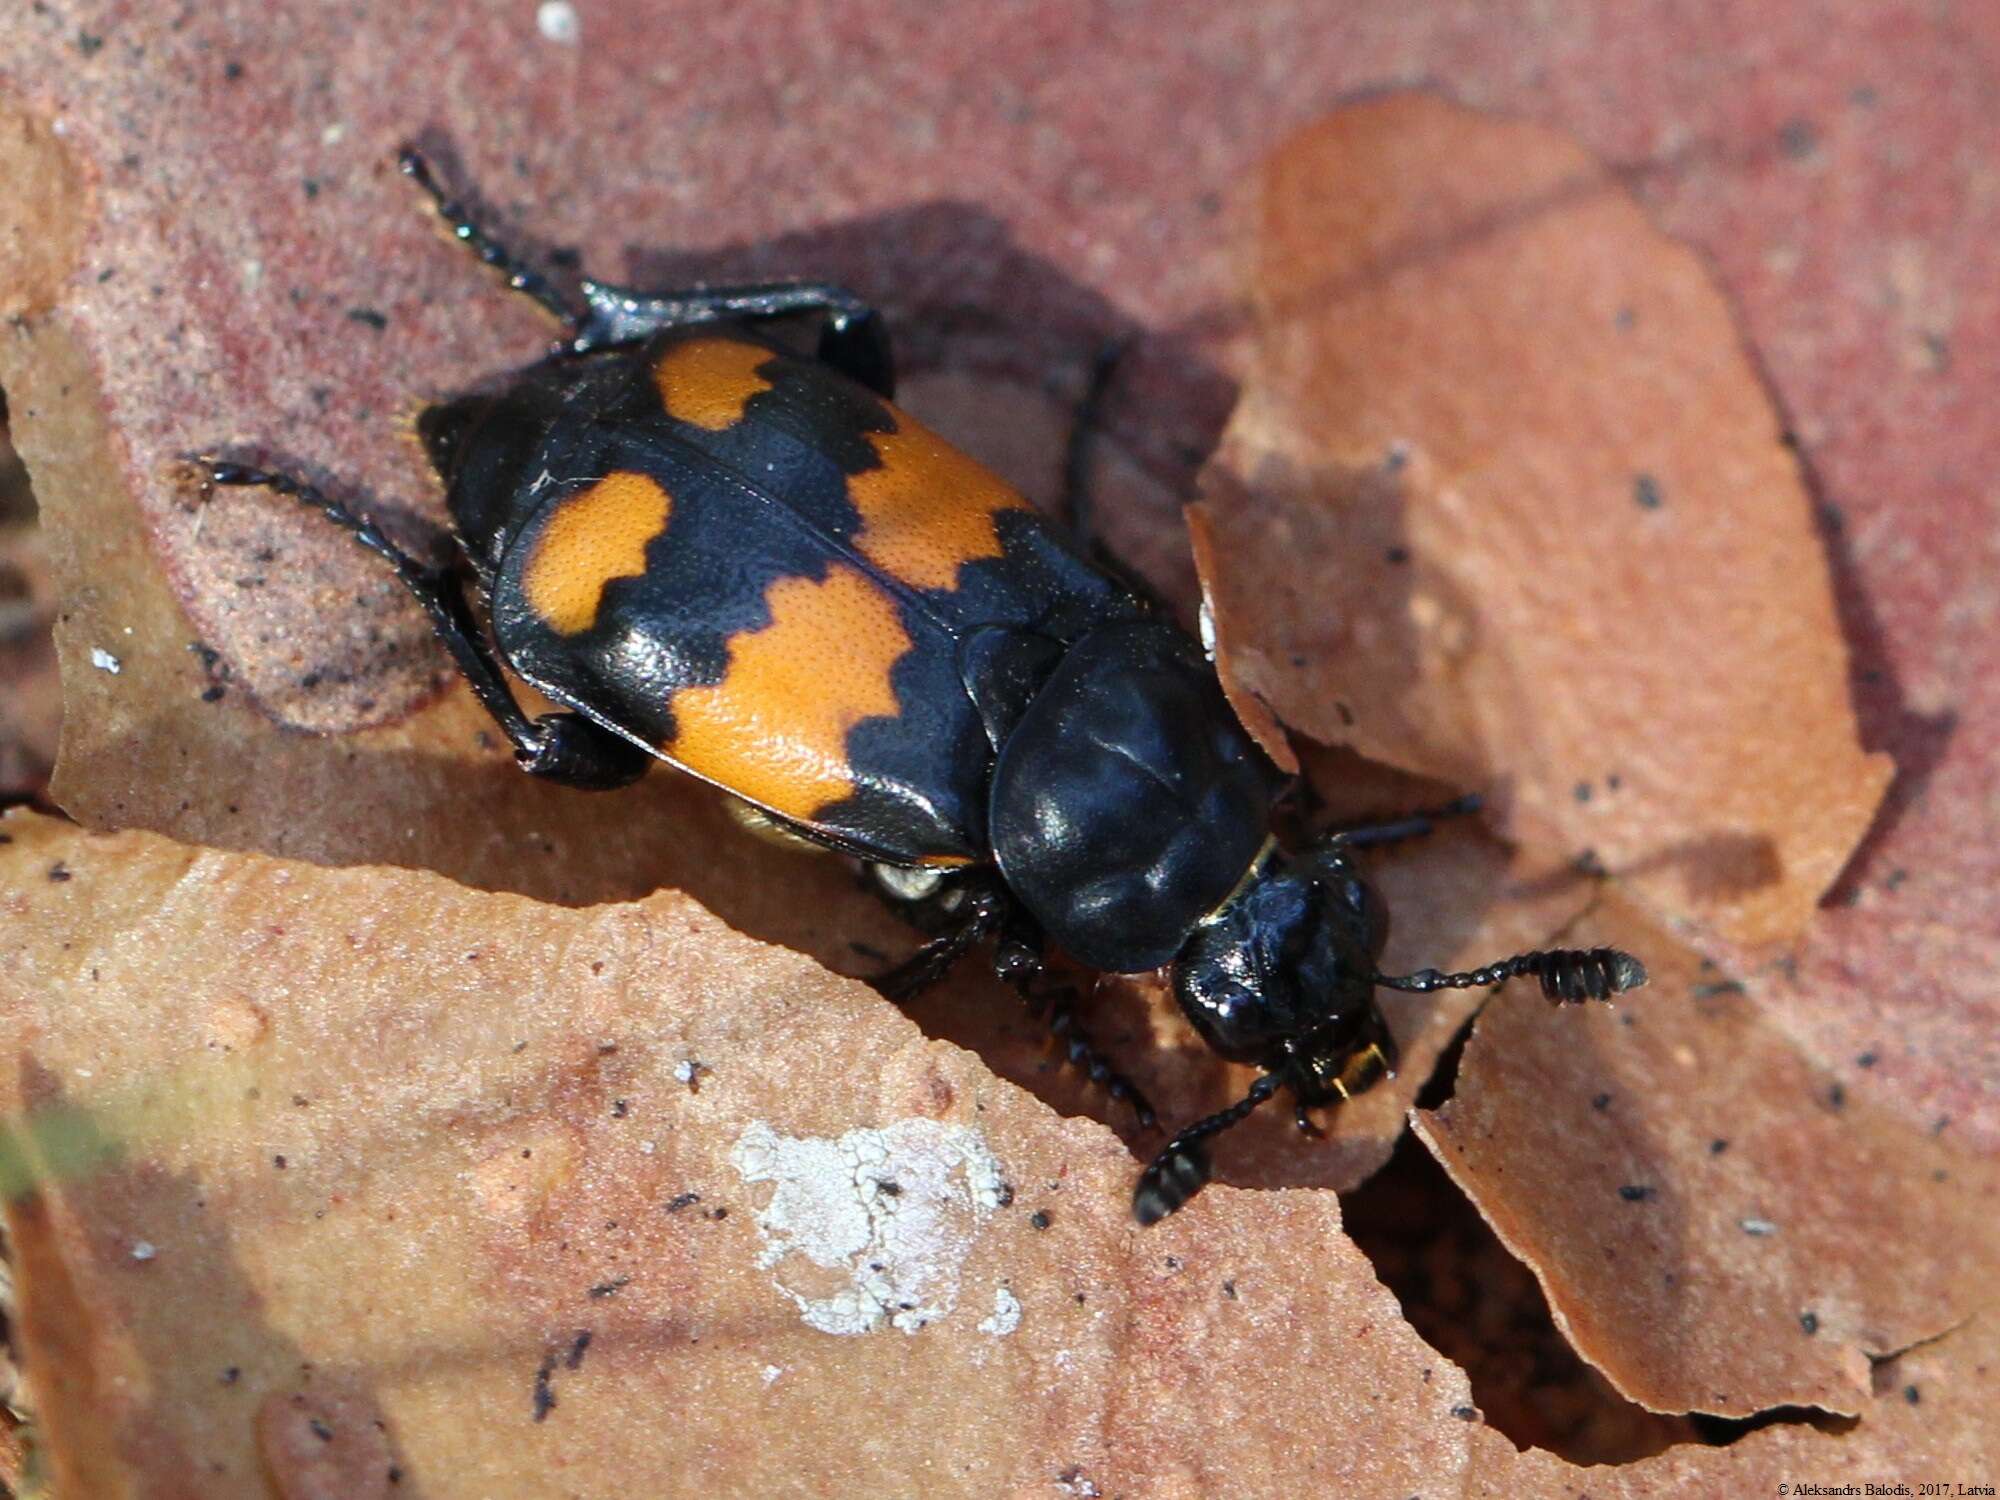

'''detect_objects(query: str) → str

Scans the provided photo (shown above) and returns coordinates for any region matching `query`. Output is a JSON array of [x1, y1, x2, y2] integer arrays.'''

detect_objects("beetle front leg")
[[196, 461, 653, 792]]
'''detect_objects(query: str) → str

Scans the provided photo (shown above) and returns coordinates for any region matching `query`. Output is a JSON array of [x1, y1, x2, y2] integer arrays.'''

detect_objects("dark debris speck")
[[532, 1359, 557, 1421], [1618, 1184, 1654, 1202], [1029, 1210, 1052, 1231], [346, 307, 388, 331], [309, 1417, 334, 1442], [1799, 1310, 1820, 1336], [1633, 472, 1664, 510]]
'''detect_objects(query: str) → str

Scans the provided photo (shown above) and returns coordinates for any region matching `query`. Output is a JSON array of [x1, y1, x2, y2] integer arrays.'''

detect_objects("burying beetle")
[[199, 150, 1645, 1223]]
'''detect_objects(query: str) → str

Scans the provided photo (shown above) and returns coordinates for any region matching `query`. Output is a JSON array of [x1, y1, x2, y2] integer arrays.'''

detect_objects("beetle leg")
[[196, 461, 652, 792], [1059, 338, 1129, 555], [994, 937, 1157, 1130], [398, 148, 895, 392], [398, 148, 586, 331], [569, 280, 894, 395], [1324, 793, 1484, 850], [870, 887, 1004, 1003], [1053, 338, 1172, 609]]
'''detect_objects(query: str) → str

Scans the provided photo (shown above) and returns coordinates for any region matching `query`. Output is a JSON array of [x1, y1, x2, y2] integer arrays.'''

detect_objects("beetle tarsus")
[[1044, 984, 1158, 1131], [871, 896, 1004, 1003], [1326, 792, 1483, 850], [195, 457, 653, 794], [399, 146, 584, 331]]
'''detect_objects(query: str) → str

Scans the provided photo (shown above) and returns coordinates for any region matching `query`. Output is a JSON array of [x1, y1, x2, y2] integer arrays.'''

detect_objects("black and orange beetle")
[[201, 151, 1646, 1223]]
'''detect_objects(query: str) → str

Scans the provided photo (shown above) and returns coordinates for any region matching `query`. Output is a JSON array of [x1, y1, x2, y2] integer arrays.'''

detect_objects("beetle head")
[[1169, 841, 1391, 1087]]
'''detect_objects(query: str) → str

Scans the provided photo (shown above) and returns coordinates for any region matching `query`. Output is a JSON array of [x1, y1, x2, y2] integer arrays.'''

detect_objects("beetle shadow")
[[1781, 430, 1958, 908]]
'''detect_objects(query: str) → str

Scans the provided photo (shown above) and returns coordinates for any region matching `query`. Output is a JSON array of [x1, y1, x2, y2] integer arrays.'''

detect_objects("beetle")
[[199, 150, 1646, 1224]]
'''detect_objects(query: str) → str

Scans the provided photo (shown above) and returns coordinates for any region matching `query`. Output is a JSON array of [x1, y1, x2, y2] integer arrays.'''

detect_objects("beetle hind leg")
[[195, 460, 651, 792], [399, 147, 586, 333], [570, 279, 895, 395], [398, 148, 895, 392]]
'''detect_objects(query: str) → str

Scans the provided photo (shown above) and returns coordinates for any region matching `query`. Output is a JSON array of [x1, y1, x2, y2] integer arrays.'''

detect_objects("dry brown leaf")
[[1415, 892, 1995, 1419], [1469, 1300, 2000, 1494], [7, 815, 1995, 1493], [1192, 93, 1892, 948], [0, 811, 1486, 1498]]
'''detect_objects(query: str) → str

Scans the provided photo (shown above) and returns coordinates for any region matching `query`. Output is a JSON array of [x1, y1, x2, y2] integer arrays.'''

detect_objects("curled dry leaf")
[[1192, 92, 1892, 950], [0, 812, 1491, 1498], [1468, 1304, 2000, 1493], [1415, 891, 1997, 1420]]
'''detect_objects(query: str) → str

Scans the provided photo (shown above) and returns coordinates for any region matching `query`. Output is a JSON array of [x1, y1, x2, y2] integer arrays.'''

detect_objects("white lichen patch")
[[977, 1285, 1021, 1337], [730, 1117, 1010, 1336], [535, 0, 580, 44]]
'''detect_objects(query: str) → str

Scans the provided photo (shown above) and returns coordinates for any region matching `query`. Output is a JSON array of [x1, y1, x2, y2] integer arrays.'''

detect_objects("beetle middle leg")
[[399, 148, 894, 394], [196, 461, 653, 792]]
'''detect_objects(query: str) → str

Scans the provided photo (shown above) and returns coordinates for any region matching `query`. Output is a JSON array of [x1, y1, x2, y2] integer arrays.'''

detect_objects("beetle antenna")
[[1374, 947, 1647, 1004], [1132, 1072, 1283, 1225]]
